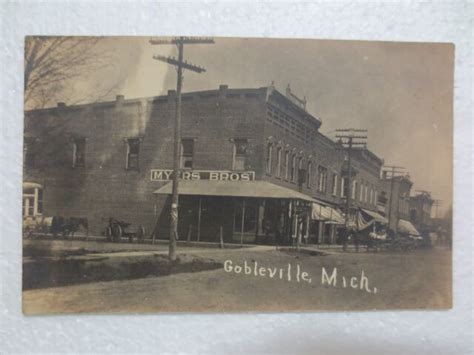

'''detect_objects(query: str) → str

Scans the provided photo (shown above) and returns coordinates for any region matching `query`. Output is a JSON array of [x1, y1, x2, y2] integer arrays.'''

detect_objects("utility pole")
[[382, 165, 405, 234], [150, 36, 214, 261], [335, 129, 367, 250]]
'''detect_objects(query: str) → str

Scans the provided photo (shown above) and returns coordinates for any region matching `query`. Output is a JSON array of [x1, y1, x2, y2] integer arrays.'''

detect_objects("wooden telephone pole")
[[150, 36, 214, 261], [335, 129, 367, 249], [382, 165, 405, 234]]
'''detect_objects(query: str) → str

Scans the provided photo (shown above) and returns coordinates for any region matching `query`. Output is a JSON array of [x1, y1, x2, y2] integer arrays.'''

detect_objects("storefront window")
[[233, 199, 257, 233]]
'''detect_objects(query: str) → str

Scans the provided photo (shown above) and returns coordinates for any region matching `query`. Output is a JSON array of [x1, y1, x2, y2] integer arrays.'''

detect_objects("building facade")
[[24, 84, 391, 244]]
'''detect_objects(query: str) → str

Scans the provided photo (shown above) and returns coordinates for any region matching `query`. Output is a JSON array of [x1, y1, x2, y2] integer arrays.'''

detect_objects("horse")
[[51, 216, 89, 239]]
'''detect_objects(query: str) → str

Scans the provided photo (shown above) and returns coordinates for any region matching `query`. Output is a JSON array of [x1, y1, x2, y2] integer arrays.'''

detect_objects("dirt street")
[[22, 245, 452, 314]]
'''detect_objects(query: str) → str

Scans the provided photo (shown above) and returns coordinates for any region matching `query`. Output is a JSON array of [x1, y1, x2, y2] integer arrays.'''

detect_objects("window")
[[332, 174, 338, 196], [374, 190, 378, 206], [266, 143, 273, 174], [22, 184, 43, 216], [297, 157, 303, 183], [318, 166, 328, 193], [234, 199, 257, 233], [360, 182, 364, 202], [233, 139, 247, 170], [180, 139, 194, 169], [24, 137, 37, 167], [126, 138, 140, 170], [365, 184, 369, 202], [284, 151, 289, 179], [276, 147, 282, 178], [290, 154, 297, 182], [352, 180, 357, 199], [72, 137, 86, 167], [369, 187, 373, 205], [341, 177, 346, 198], [306, 161, 312, 188]]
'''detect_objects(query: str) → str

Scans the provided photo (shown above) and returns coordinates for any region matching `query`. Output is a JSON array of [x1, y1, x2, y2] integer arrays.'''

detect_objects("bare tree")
[[24, 36, 117, 109]]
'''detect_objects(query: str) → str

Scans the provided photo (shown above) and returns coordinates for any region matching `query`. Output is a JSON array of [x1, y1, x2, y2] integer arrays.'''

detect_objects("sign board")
[[150, 169, 255, 182]]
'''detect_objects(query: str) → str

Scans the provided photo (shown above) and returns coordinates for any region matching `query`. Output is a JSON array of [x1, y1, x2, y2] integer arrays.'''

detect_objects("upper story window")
[[266, 143, 273, 174], [284, 150, 289, 180], [374, 190, 378, 206], [72, 137, 86, 167], [332, 174, 338, 196], [318, 166, 328, 193], [306, 161, 312, 188], [180, 139, 194, 169], [126, 138, 140, 170], [233, 139, 248, 170], [365, 184, 369, 202], [290, 154, 297, 182], [276, 147, 282, 178], [359, 182, 364, 202], [352, 180, 357, 199], [341, 177, 347, 198]]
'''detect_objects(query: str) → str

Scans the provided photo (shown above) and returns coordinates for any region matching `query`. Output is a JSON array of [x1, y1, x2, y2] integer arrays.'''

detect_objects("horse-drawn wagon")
[[105, 217, 146, 243]]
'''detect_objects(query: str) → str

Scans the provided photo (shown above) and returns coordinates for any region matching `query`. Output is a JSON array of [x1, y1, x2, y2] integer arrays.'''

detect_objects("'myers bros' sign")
[[150, 169, 255, 181]]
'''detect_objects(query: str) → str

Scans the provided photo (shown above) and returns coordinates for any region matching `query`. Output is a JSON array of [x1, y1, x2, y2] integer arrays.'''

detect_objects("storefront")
[[153, 180, 315, 245], [309, 202, 345, 244]]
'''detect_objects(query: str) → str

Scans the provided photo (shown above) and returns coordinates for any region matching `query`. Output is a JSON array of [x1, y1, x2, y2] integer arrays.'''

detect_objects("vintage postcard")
[[22, 36, 453, 314]]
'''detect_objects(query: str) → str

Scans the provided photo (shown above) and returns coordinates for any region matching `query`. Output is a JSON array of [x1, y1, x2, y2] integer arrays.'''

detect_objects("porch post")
[[197, 197, 202, 242], [240, 199, 246, 247]]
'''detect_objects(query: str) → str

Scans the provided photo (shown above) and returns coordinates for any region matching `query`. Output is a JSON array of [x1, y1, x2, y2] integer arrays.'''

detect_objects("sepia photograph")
[[22, 36, 454, 315]]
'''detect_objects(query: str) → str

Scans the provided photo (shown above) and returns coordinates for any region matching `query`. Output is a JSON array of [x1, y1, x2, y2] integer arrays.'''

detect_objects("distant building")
[[380, 174, 420, 236], [409, 192, 433, 232]]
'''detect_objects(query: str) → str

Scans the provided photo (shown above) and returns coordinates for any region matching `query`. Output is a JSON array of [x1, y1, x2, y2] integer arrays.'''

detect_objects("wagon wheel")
[[137, 225, 145, 243], [111, 224, 123, 242], [105, 226, 113, 242]]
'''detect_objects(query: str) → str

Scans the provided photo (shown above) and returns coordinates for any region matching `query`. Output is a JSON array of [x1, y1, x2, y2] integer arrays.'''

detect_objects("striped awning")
[[311, 203, 345, 224], [361, 208, 388, 224]]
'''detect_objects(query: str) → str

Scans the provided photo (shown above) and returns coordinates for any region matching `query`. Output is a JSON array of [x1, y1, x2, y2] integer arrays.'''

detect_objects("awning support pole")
[[240, 199, 246, 247], [197, 197, 202, 242]]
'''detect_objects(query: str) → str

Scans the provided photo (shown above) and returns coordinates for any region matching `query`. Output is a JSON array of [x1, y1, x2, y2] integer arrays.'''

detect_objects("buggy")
[[105, 217, 146, 243]]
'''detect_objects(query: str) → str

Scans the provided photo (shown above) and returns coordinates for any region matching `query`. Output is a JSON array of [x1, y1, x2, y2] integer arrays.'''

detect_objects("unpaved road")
[[23, 246, 451, 314]]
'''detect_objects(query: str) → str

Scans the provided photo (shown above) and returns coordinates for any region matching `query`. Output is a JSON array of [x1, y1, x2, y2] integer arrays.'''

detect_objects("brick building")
[[23, 84, 389, 245], [380, 174, 420, 236]]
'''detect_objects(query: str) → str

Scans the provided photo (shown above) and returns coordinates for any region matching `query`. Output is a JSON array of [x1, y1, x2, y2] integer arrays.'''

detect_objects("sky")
[[57, 37, 454, 215]]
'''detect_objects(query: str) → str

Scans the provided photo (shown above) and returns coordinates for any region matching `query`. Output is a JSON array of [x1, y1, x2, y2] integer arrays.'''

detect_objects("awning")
[[361, 209, 388, 224], [311, 203, 345, 224], [153, 180, 317, 203], [398, 219, 420, 236]]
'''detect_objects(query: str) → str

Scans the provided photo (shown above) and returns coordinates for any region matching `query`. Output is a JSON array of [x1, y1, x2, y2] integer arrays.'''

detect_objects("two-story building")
[[23, 84, 388, 245]]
